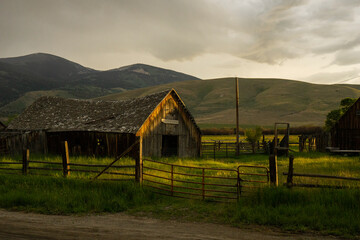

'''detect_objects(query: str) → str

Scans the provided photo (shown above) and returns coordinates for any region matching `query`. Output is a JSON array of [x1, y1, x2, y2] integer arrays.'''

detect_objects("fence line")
[[201, 141, 265, 159], [284, 156, 360, 188], [0, 147, 135, 180]]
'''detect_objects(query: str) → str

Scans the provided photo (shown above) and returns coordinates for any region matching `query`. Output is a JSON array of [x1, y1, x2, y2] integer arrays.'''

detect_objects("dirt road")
[[0, 209, 344, 240]]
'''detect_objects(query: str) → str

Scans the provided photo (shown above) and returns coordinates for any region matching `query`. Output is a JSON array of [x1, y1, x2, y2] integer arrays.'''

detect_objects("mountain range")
[[0, 53, 359, 127], [0, 53, 199, 118]]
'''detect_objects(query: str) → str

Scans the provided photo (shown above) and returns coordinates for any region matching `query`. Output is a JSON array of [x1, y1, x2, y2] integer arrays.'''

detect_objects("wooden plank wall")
[[1, 131, 46, 154], [141, 94, 201, 158], [46, 131, 137, 157]]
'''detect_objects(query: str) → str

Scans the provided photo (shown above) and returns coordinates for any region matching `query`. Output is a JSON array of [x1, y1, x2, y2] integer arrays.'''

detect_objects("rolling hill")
[[98, 78, 360, 127], [0, 53, 199, 118], [1, 53, 359, 127]]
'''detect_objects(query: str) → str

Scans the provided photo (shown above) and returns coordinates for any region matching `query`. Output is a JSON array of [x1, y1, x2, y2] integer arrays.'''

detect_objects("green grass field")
[[1, 151, 360, 237]]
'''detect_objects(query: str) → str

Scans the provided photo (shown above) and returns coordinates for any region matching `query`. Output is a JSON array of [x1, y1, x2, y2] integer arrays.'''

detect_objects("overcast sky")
[[1, 0, 360, 84]]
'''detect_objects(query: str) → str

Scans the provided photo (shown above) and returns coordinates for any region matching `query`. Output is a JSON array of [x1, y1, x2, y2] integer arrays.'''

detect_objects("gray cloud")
[[333, 50, 360, 66], [236, 0, 307, 64], [1, 0, 360, 73], [304, 68, 360, 84]]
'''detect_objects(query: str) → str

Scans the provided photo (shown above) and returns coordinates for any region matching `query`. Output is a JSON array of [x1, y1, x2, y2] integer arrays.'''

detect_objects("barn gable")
[[137, 89, 201, 157], [331, 97, 360, 150]]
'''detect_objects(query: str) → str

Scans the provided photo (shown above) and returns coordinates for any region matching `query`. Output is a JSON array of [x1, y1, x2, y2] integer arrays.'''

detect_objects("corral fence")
[[0, 151, 271, 202], [298, 133, 330, 152], [142, 159, 270, 202], [284, 156, 360, 189], [201, 141, 265, 159]]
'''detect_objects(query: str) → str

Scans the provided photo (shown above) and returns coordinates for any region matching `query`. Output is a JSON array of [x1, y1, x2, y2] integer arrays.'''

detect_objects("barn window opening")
[[162, 135, 178, 157]]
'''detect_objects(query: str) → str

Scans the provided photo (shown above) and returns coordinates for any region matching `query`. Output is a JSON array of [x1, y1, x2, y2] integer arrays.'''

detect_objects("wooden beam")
[[93, 138, 140, 180]]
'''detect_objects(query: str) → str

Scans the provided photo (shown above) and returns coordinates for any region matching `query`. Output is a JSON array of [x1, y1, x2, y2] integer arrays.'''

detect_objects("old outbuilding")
[[5, 89, 201, 158], [331, 97, 360, 150]]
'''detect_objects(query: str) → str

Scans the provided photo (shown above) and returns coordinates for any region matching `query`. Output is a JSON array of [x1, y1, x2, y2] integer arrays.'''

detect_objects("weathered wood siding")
[[332, 98, 360, 149], [0, 131, 47, 154], [139, 94, 201, 158], [46, 131, 137, 157], [1, 131, 139, 157]]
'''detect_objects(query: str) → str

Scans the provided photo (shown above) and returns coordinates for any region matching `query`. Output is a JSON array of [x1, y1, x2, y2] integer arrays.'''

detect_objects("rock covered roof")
[[8, 90, 172, 133]]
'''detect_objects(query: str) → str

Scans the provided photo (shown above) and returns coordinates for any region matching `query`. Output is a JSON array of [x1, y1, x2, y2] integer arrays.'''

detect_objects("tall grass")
[[0, 174, 157, 214], [234, 187, 360, 236], [1, 152, 360, 237]]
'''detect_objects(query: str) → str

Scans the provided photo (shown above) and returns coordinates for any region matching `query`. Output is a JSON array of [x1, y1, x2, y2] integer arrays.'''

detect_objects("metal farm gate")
[[141, 159, 269, 202]]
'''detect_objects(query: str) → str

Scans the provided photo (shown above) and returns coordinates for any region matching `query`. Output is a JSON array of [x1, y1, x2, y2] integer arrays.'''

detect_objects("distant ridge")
[[97, 77, 360, 126], [0, 53, 200, 118]]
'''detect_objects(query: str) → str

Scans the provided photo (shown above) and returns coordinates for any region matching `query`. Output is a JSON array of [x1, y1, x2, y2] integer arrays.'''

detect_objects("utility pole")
[[235, 77, 240, 156]]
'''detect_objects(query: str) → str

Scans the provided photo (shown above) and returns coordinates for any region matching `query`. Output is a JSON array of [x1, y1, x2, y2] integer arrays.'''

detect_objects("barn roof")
[[7, 89, 194, 134]]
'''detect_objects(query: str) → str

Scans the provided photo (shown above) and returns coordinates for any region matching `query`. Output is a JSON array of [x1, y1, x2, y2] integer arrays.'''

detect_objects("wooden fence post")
[[62, 141, 70, 177], [226, 143, 228, 158], [269, 155, 278, 186], [171, 165, 174, 196], [287, 155, 294, 188], [135, 137, 143, 183], [22, 149, 29, 175], [213, 142, 216, 160], [237, 170, 242, 200], [202, 168, 205, 200]]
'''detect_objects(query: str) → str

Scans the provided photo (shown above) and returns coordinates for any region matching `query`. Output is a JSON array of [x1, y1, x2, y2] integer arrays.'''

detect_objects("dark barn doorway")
[[162, 135, 178, 157]]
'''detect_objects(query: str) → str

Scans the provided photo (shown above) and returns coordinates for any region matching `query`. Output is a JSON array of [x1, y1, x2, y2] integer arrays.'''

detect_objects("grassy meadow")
[[1, 145, 360, 237]]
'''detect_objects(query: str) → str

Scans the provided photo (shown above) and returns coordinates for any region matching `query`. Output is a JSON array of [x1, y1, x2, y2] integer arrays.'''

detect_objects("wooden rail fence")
[[201, 141, 265, 159], [0, 142, 135, 181], [284, 156, 360, 188]]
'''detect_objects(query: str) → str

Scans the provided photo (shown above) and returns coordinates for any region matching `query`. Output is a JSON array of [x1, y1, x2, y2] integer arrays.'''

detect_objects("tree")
[[325, 97, 357, 131], [245, 126, 263, 153], [340, 98, 356, 111]]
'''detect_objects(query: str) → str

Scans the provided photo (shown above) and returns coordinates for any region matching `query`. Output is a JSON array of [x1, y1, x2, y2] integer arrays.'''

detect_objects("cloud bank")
[[0, 0, 360, 83]]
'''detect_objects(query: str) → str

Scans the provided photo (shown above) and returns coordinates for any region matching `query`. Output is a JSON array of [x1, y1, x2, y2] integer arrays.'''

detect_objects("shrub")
[[245, 126, 263, 153]]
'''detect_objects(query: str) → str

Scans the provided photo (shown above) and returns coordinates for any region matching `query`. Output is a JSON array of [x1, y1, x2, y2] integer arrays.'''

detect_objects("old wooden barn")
[[331, 97, 360, 150], [5, 89, 201, 158]]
